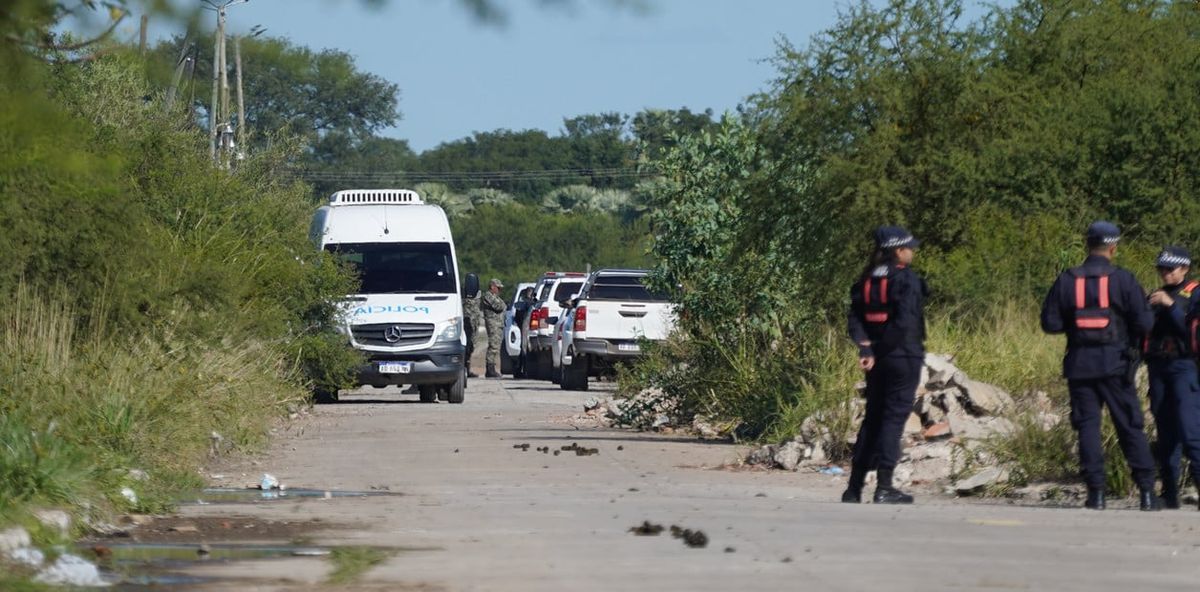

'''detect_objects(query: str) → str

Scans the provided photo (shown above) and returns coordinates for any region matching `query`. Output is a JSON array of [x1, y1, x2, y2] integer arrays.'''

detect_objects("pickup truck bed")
[[558, 269, 675, 390]]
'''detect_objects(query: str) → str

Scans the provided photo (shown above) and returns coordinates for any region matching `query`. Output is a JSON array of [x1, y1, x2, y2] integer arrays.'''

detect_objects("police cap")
[[873, 226, 920, 250], [1086, 221, 1121, 246], [1156, 246, 1191, 269]]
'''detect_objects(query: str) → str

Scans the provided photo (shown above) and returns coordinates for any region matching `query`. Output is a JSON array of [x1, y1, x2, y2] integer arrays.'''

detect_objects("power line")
[[284, 167, 661, 183]]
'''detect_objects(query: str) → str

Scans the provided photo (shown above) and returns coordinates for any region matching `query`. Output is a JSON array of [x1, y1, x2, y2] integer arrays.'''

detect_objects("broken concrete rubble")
[[773, 441, 805, 472], [959, 379, 1014, 416], [745, 352, 1026, 491], [953, 467, 1010, 495]]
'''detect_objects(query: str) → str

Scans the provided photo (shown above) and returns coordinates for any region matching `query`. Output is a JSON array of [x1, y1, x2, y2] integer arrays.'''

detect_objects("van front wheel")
[[443, 369, 466, 404]]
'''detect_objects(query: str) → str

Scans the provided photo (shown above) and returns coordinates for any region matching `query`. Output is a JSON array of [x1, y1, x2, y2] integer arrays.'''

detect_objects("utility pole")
[[235, 36, 245, 161], [165, 40, 194, 113], [209, 9, 222, 162], [219, 23, 230, 142], [138, 14, 148, 55], [202, 0, 250, 167]]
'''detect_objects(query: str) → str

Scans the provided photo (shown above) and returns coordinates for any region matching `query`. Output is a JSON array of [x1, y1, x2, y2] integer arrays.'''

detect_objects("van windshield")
[[326, 242, 457, 294]]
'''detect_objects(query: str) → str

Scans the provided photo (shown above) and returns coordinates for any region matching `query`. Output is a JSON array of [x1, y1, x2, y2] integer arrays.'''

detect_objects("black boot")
[[1162, 482, 1181, 510], [1140, 488, 1162, 512], [466, 364, 479, 379], [872, 469, 914, 505], [841, 466, 866, 503], [485, 364, 500, 378], [1085, 487, 1105, 510]]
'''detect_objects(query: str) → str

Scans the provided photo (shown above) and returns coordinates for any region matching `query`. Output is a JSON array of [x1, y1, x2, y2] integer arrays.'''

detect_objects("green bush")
[[0, 46, 358, 529], [0, 414, 94, 512], [628, 1, 1194, 499]]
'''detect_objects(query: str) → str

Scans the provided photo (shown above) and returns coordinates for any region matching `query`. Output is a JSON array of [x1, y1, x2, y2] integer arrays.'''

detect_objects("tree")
[[561, 112, 631, 188], [416, 129, 579, 201], [631, 107, 718, 162], [152, 34, 400, 162]]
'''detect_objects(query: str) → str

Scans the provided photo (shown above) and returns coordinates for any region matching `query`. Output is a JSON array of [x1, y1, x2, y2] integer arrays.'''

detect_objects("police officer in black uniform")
[[1040, 221, 1158, 511], [1146, 246, 1200, 509], [843, 226, 927, 505]]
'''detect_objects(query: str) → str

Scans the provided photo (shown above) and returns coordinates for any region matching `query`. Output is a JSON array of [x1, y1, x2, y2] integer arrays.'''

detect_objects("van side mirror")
[[463, 273, 480, 298]]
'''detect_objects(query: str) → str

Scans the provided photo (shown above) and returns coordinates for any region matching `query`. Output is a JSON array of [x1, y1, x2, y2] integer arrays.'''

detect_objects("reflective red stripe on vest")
[[1074, 275, 1111, 310], [1076, 318, 1110, 329], [868, 278, 888, 305]]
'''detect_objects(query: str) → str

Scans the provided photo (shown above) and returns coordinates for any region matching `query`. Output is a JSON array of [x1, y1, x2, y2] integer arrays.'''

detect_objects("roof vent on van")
[[328, 189, 424, 206]]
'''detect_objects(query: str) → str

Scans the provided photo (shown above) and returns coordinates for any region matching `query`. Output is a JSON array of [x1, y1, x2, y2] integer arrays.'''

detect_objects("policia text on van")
[[309, 189, 471, 404]]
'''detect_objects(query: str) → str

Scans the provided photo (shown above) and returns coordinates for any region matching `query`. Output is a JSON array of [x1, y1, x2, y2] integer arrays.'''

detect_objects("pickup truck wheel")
[[418, 385, 438, 403], [561, 355, 589, 391], [500, 348, 513, 375], [445, 369, 466, 404], [530, 351, 547, 381]]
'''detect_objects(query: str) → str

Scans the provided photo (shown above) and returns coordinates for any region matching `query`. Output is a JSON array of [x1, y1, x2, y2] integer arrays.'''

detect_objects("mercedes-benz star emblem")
[[383, 325, 404, 343]]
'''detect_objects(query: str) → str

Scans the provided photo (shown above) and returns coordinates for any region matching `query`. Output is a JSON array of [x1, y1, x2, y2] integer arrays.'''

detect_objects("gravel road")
[[179, 377, 1200, 591]]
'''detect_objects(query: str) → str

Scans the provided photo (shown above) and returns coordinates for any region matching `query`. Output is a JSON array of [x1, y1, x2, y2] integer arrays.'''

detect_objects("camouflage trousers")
[[484, 317, 503, 368]]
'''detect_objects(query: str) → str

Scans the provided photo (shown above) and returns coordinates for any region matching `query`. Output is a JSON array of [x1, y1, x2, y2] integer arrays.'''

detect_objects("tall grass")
[[0, 286, 305, 520], [626, 298, 1147, 493], [929, 301, 1142, 494], [925, 301, 1065, 397]]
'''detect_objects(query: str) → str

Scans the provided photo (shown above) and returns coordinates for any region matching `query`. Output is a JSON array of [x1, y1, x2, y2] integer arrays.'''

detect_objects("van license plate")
[[618, 343, 640, 352], [379, 361, 412, 374]]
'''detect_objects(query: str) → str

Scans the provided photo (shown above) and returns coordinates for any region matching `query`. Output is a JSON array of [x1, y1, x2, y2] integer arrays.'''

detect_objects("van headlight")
[[437, 317, 462, 342]]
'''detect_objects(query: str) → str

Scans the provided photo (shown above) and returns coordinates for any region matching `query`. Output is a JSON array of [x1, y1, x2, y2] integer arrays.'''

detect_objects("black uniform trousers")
[[1068, 376, 1156, 490], [464, 317, 477, 361], [851, 355, 922, 474], [1147, 358, 1200, 487]]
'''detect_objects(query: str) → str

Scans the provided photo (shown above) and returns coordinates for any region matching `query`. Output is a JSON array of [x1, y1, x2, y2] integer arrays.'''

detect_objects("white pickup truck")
[[557, 269, 675, 391], [526, 273, 586, 380]]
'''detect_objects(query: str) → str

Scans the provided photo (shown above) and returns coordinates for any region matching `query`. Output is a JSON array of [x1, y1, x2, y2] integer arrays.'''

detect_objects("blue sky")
[[135, 0, 998, 153]]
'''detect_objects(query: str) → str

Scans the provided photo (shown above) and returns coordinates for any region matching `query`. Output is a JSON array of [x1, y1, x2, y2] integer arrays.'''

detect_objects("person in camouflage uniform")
[[462, 283, 484, 378], [482, 278, 507, 378]]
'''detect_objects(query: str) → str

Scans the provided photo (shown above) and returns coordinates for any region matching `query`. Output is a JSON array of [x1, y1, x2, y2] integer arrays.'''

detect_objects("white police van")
[[309, 189, 472, 403]]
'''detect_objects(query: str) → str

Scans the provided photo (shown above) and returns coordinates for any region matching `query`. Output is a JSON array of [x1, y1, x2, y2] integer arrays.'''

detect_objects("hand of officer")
[[1148, 290, 1174, 308], [859, 355, 875, 372]]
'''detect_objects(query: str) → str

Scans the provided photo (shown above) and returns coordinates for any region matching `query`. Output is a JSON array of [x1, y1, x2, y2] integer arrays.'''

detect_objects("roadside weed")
[[326, 546, 398, 585]]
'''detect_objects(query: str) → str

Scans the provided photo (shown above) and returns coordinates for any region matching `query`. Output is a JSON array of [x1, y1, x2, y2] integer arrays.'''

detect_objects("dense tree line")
[[151, 33, 717, 203], [638, 0, 1200, 459]]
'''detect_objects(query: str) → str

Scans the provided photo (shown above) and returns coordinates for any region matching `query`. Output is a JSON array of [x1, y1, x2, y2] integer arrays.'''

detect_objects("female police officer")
[[1147, 246, 1200, 509], [842, 226, 927, 504]]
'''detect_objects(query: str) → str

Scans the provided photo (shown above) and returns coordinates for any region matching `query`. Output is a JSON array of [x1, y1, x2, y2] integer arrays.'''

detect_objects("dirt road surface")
[[177, 377, 1200, 591]]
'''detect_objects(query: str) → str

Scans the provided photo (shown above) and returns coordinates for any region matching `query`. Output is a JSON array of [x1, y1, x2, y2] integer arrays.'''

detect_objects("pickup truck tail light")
[[574, 306, 587, 332], [532, 307, 549, 331], [529, 309, 541, 331]]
